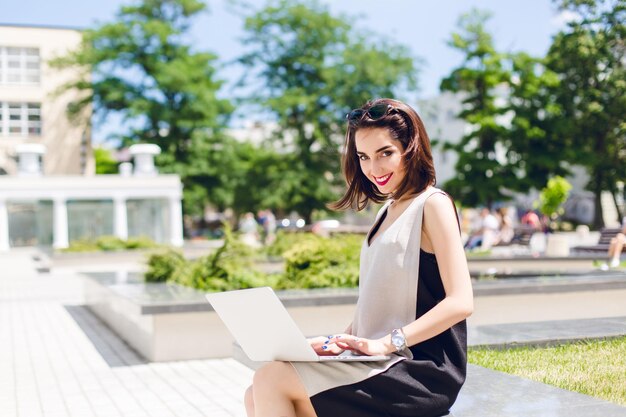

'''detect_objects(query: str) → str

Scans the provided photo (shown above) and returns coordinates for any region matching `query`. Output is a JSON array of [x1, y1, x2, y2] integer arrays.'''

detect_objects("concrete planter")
[[82, 273, 357, 361], [545, 234, 570, 257]]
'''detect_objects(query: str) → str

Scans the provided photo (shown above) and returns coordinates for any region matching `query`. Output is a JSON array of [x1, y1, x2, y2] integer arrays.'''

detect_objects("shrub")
[[62, 236, 159, 252], [63, 239, 100, 252], [160, 224, 271, 291], [143, 229, 365, 291], [95, 235, 127, 251], [263, 230, 319, 258], [145, 249, 186, 282], [125, 236, 158, 249], [537, 176, 572, 219], [279, 234, 362, 288]]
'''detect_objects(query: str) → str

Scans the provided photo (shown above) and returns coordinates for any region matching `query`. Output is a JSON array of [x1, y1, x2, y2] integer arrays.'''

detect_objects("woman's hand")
[[324, 334, 392, 356], [308, 336, 345, 356]]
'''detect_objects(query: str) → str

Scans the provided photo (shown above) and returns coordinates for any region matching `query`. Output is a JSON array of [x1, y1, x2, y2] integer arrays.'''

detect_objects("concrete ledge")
[[469, 316, 626, 348], [233, 353, 626, 416], [81, 271, 626, 362], [82, 272, 356, 362], [453, 365, 626, 416]]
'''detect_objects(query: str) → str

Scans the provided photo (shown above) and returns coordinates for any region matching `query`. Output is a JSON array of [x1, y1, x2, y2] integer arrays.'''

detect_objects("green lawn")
[[469, 336, 626, 406]]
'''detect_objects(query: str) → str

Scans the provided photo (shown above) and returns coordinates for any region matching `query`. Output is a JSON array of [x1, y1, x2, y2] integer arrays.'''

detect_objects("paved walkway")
[[1, 250, 252, 417], [2, 248, 626, 417]]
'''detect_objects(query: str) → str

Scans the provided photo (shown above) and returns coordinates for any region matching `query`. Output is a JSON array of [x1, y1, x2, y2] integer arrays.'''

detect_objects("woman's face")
[[355, 127, 406, 194]]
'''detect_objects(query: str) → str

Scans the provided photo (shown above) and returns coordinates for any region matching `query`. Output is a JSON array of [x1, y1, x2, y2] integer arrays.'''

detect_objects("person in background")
[[464, 207, 500, 250], [496, 207, 514, 245], [259, 209, 277, 245], [603, 223, 626, 269], [521, 209, 542, 231], [239, 212, 260, 247]]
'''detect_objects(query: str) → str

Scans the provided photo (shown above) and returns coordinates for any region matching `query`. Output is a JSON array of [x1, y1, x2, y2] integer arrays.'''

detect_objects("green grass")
[[469, 337, 626, 406]]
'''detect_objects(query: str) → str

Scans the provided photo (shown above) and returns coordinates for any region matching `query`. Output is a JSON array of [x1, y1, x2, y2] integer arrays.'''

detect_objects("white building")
[[0, 24, 185, 250], [0, 23, 94, 176], [416, 91, 467, 185], [0, 144, 184, 250]]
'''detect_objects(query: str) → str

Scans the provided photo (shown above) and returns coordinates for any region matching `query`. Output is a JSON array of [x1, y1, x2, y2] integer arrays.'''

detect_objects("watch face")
[[392, 332, 404, 346]]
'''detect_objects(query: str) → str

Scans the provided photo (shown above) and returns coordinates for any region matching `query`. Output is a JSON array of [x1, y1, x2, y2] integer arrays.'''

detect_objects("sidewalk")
[[1, 250, 252, 417], [2, 249, 626, 416]]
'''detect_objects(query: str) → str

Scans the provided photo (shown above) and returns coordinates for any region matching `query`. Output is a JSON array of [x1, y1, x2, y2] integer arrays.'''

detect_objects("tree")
[[547, 0, 626, 228], [94, 147, 118, 174], [537, 176, 573, 220], [51, 0, 234, 216], [238, 0, 419, 221], [439, 9, 517, 207], [505, 52, 572, 191]]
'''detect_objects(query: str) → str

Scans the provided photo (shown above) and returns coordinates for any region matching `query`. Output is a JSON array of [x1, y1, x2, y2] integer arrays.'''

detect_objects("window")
[[0, 102, 42, 136], [0, 46, 40, 85]]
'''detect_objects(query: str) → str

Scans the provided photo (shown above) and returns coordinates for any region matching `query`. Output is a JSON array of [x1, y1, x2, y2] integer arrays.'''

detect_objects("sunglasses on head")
[[346, 103, 396, 125]]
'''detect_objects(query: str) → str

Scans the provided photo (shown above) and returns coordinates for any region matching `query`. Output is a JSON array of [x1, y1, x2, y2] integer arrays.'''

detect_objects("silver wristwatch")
[[391, 328, 407, 352]]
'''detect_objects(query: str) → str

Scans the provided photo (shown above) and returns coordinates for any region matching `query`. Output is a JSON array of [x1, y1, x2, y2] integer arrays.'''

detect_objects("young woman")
[[244, 98, 473, 417]]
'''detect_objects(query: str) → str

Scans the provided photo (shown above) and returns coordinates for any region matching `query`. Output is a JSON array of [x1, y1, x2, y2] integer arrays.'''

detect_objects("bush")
[[125, 236, 158, 249], [279, 234, 362, 288], [63, 239, 100, 252], [62, 235, 159, 252], [152, 224, 273, 291], [143, 229, 365, 291], [537, 176, 572, 219], [145, 249, 186, 282], [263, 230, 319, 258], [95, 235, 127, 251]]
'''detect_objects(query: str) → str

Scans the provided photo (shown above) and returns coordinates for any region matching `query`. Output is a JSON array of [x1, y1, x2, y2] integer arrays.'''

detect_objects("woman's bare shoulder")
[[423, 192, 457, 227]]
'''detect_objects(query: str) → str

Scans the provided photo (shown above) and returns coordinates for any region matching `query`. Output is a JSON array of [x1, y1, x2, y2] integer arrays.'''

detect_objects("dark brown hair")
[[330, 98, 436, 211]]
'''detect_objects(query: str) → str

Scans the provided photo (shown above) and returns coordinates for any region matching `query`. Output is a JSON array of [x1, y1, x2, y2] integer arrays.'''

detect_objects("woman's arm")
[[325, 193, 473, 356], [379, 193, 473, 353]]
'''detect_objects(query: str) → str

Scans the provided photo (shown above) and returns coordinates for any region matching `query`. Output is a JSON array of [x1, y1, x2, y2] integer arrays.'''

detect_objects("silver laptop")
[[205, 287, 391, 362]]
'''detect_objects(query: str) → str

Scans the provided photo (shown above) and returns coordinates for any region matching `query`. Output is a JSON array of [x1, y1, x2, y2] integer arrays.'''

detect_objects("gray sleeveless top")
[[291, 187, 445, 396]]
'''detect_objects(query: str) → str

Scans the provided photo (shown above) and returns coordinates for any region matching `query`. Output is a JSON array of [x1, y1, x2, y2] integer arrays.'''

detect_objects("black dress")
[[310, 249, 467, 417]]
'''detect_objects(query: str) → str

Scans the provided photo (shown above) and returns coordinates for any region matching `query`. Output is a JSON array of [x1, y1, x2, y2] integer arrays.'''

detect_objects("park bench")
[[493, 225, 536, 247], [572, 227, 622, 253]]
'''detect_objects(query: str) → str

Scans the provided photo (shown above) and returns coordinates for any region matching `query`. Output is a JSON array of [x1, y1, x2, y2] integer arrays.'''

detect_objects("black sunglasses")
[[346, 103, 396, 125]]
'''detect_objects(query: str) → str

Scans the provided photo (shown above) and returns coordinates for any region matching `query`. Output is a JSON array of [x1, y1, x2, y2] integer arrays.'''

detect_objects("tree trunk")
[[592, 169, 604, 230], [610, 182, 623, 226]]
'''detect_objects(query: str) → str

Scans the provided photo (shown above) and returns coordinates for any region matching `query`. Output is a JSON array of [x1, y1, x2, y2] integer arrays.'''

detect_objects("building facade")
[[0, 144, 184, 250], [0, 24, 94, 176]]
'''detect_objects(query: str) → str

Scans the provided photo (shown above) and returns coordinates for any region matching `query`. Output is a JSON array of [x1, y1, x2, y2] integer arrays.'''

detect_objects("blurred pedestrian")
[[238, 212, 260, 247], [602, 223, 626, 269], [257, 209, 277, 245], [464, 207, 500, 250], [496, 207, 514, 244], [521, 209, 542, 231]]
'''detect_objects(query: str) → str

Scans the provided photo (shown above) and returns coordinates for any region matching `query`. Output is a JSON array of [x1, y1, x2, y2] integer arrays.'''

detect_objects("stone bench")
[[82, 270, 626, 362], [235, 315, 626, 417], [82, 272, 358, 362]]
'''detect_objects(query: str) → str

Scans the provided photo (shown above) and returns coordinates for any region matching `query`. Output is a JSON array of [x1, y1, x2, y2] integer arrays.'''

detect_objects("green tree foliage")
[[238, 0, 419, 221], [547, 0, 626, 227], [439, 10, 517, 207], [93, 147, 118, 174], [537, 176, 573, 219], [505, 52, 572, 191], [51, 0, 234, 216]]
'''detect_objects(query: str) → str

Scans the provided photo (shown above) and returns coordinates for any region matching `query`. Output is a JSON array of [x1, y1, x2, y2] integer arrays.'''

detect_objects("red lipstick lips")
[[374, 173, 393, 186]]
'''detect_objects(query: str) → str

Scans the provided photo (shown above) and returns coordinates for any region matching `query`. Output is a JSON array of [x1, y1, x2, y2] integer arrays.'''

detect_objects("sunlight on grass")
[[469, 337, 626, 406]]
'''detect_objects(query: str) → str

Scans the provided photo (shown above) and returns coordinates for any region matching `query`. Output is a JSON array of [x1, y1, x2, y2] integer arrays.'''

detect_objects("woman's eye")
[[382, 151, 392, 157], [358, 155, 368, 161]]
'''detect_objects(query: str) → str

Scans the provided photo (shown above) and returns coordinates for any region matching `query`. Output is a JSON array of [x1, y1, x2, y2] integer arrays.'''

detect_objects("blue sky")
[[2, 0, 572, 143]]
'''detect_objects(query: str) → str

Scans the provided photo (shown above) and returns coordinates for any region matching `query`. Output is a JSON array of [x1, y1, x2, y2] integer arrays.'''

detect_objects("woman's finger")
[[319, 343, 344, 355]]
